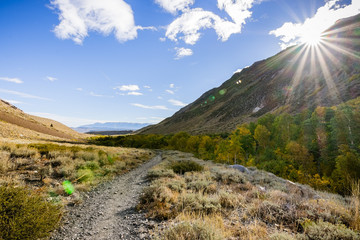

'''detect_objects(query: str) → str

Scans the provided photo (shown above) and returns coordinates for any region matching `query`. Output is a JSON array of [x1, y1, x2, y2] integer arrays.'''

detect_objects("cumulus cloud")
[[270, 0, 360, 49], [169, 83, 175, 88], [175, 47, 193, 59], [155, 0, 194, 14], [0, 89, 50, 100], [166, 0, 255, 45], [46, 76, 57, 81], [114, 85, 140, 91], [0, 77, 23, 84], [166, 89, 175, 94], [50, 0, 152, 44], [168, 99, 187, 107], [132, 103, 169, 110]]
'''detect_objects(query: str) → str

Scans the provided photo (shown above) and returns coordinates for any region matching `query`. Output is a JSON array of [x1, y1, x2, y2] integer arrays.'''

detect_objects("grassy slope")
[[0, 100, 86, 140], [140, 151, 360, 240]]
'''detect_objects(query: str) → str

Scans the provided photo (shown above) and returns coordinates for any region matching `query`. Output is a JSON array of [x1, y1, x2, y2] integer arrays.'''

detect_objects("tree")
[[254, 124, 271, 150]]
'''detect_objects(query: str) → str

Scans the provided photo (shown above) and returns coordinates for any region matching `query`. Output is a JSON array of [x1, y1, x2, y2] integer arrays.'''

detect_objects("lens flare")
[[62, 180, 75, 195]]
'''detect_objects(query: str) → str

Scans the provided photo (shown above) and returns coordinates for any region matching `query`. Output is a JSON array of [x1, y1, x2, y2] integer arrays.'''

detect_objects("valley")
[[0, 9, 360, 240]]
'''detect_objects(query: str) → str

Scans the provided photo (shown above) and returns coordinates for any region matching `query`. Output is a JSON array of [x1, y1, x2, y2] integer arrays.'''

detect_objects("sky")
[[0, 0, 359, 127]]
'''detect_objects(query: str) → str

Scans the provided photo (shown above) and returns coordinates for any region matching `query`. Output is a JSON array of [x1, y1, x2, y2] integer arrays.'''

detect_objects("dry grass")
[[352, 181, 360, 231], [0, 141, 154, 239], [140, 150, 360, 240], [154, 213, 230, 240]]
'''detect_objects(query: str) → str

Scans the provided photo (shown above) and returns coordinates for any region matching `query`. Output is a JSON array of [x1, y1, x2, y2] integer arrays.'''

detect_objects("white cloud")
[[175, 47, 193, 59], [157, 96, 163, 99], [50, 0, 152, 44], [166, 0, 255, 45], [270, 0, 360, 49], [144, 85, 151, 89], [76, 88, 83, 91], [131, 103, 169, 110], [169, 83, 175, 88], [127, 91, 143, 96], [159, 37, 166, 42], [0, 77, 23, 84], [155, 0, 194, 14], [114, 85, 140, 91], [0, 88, 51, 100], [166, 89, 175, 94], [46, 76, 57, 81], [168, 99, 187, 107]]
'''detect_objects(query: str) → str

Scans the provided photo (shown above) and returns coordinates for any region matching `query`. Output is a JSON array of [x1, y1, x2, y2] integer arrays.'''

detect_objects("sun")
[[300, 28, 323, 46]]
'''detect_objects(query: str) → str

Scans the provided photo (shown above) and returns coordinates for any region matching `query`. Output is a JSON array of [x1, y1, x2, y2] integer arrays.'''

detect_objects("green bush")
[[297, 220, 360, 240], [170, 160, 204, 175], [0, 185, 62, 240]]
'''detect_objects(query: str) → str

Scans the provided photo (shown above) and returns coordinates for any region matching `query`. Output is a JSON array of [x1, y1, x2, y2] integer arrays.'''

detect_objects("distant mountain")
[[74, 122, 151, 133], [0, 99, 85, 140], [140, 14, 360, 135]]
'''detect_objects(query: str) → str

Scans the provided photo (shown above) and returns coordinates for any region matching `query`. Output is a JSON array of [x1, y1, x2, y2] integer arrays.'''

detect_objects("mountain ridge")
[[74, 122, 150, 133], [139, 13, 360, 135]]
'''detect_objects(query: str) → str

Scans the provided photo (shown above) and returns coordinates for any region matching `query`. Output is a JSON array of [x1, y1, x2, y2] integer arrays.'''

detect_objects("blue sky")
[[0, 0, 359, 127]]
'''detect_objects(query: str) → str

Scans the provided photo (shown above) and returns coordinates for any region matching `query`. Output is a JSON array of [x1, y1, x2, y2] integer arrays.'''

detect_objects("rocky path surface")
[[51, 153, 162, 240]]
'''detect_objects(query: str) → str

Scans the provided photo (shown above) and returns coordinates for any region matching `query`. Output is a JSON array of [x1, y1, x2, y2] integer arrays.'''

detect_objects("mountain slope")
[[140, 14, 360, 135], [0, 100, 85, 140]]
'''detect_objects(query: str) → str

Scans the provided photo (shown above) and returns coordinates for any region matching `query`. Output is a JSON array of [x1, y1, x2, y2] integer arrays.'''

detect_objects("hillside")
[[0, 100, 85, 140], [140, 14, 360, 134]]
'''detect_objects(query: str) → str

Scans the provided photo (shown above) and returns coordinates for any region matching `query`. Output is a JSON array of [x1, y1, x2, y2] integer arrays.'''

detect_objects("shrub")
[[139, 180, 178, 219], [75, 151, 98, 162], [237, 221, 269, 240], [170, 160, 203, 174], [167, 177, 187, 192], [0, 185, 62, 240], [85, 161, 100, 170], [148, 168, 176, 179], [76, 169, 94, 183], [157, 215, 226, 240], [297, 220, 360, 240], [0, 151, 11, 173], [11, 147, 38, 159], [270, 232, 295, 240], [218, 191, 242, 209], [180, 193, 220, 215], [211, 167, 246, 184]]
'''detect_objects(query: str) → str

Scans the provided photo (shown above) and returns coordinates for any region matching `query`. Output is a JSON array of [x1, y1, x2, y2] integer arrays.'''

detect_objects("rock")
[[229, 164, 250, 174]]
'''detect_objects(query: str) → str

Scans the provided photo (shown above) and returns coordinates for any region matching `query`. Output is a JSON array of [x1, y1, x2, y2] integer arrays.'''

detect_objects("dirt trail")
[[51, 153, 162, 240]]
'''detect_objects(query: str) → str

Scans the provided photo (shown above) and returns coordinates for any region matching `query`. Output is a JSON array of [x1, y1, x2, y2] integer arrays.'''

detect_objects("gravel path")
[[51, 153, 162, 240]]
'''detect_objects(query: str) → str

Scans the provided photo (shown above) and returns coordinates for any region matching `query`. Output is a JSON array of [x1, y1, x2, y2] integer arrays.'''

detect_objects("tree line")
[[90, 97, 360, 195]]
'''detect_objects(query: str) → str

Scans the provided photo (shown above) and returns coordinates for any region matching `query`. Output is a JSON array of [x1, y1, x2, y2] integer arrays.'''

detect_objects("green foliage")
[[90, 97, 360, 195], [0, 185, 62, 240], [169, 160, 204, 174]]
